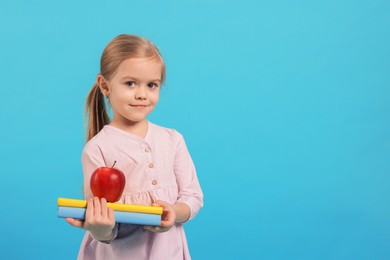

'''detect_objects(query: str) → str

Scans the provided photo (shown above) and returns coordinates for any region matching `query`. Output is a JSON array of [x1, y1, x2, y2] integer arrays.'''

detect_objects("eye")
[[125, 81, 135, 87], [147, 82, 160, 89]]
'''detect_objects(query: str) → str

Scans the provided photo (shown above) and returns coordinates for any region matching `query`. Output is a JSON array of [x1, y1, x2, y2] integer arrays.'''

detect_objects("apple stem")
[[112, 161, 117, 168]]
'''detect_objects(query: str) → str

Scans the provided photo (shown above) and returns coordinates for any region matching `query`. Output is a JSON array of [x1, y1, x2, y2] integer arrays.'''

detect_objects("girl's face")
[[99, 57, 162, 128]]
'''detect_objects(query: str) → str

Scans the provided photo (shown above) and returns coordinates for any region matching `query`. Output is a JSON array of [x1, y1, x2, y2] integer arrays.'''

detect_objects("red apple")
[[90, 161, 126, 202]]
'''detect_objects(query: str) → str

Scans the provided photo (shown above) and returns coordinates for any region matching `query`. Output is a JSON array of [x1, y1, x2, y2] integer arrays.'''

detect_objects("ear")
[[96, 74, 110, 97]]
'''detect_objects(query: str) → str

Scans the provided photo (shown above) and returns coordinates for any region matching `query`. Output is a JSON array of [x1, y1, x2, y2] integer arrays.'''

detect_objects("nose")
[[135, 86, 147, 100]]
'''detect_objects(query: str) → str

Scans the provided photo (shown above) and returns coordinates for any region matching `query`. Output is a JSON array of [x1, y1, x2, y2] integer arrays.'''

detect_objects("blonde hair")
[[85, 34, 165, 142]]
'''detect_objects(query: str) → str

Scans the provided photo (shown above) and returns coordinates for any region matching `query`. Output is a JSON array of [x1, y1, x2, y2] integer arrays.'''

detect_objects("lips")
[[130, 104, 148, 108]]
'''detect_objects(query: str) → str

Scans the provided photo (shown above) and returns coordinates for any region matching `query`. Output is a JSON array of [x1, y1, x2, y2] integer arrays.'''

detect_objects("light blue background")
[[1, 0, 389, 259]]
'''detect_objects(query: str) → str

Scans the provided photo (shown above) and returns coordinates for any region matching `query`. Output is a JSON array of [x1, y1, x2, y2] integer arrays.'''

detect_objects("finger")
[[85, 198, 94, 220], [145, 225, 170, 233], [143, 225, 161, 233], [93, 197, 101, 217], [66, 218, 84, 228], [152, 200, 174, 227], [100, 198, 108, 219], [161, 208, 175, 226], [143, 225, 152, 231], [107, 207, 115, 222], [161, 214, 174, 227]]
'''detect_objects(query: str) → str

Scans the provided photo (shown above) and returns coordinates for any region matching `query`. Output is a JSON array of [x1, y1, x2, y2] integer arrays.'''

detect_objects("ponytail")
[[85, 83, 110, 142]]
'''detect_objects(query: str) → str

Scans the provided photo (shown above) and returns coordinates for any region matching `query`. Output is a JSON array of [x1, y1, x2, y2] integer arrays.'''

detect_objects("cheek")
[[152, 96, 159, 105], [113, 88, 131, 101], [110, 93, 129, 108], [151, 91, 160, 104]]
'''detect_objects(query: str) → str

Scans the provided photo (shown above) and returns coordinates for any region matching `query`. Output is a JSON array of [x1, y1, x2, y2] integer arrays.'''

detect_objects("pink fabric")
[[77, 122, 203, 260]]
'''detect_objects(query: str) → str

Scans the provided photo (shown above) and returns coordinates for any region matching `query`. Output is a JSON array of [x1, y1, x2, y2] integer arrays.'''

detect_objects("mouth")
[[130, 104, 149, 108]]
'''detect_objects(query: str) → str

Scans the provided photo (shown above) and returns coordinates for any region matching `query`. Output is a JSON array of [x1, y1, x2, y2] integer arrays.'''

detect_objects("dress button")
[[152, 180, 157, 185], [145, 148, 150, 153], [148, 163, 154, 168]]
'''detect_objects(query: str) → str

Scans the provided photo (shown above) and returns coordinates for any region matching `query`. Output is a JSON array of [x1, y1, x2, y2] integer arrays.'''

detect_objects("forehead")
[[115, 57, 162, 80]]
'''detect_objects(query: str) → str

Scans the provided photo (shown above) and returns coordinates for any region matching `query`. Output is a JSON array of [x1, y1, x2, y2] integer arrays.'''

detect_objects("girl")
[[66, 34, 203, 260]]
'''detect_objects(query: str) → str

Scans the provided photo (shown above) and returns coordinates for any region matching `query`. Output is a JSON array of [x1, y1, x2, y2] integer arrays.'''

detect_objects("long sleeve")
[[174, 132, 204, 221]]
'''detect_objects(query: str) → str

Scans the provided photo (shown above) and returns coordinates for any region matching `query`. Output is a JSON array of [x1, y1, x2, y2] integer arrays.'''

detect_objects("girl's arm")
[[173, 132, 204, 221], [144, 131, 203, 233]]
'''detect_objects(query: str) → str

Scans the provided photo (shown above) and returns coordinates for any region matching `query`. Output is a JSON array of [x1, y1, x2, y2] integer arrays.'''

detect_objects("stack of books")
[[57, 198, 163, 226]]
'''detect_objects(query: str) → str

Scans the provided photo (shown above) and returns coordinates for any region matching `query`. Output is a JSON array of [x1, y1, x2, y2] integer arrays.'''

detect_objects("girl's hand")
[[143, 200, 176, 233], [66, 197, 116, 241]]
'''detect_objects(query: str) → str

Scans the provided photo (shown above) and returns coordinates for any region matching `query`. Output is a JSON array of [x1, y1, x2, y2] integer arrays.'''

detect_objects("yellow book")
[[58, 198, 163, 215]]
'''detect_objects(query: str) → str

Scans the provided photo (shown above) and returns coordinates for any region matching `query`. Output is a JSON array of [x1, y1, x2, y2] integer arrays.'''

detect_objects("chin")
[[126, 117, 148, 123]]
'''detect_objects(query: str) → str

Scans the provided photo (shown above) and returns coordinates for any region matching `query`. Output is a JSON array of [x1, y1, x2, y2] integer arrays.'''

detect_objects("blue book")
[[58, 206, 161, 226]]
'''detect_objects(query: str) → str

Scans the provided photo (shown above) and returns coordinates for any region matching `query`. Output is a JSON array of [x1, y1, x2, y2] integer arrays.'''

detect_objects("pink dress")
[[77, 122, 203, 260]]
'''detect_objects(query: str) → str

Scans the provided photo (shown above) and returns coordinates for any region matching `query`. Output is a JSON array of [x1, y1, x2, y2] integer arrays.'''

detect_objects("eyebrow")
[[122, 76, 161, 82]]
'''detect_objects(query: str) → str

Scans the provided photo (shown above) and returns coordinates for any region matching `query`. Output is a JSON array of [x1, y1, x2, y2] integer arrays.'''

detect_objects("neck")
[[109, 119, 149, 138]]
